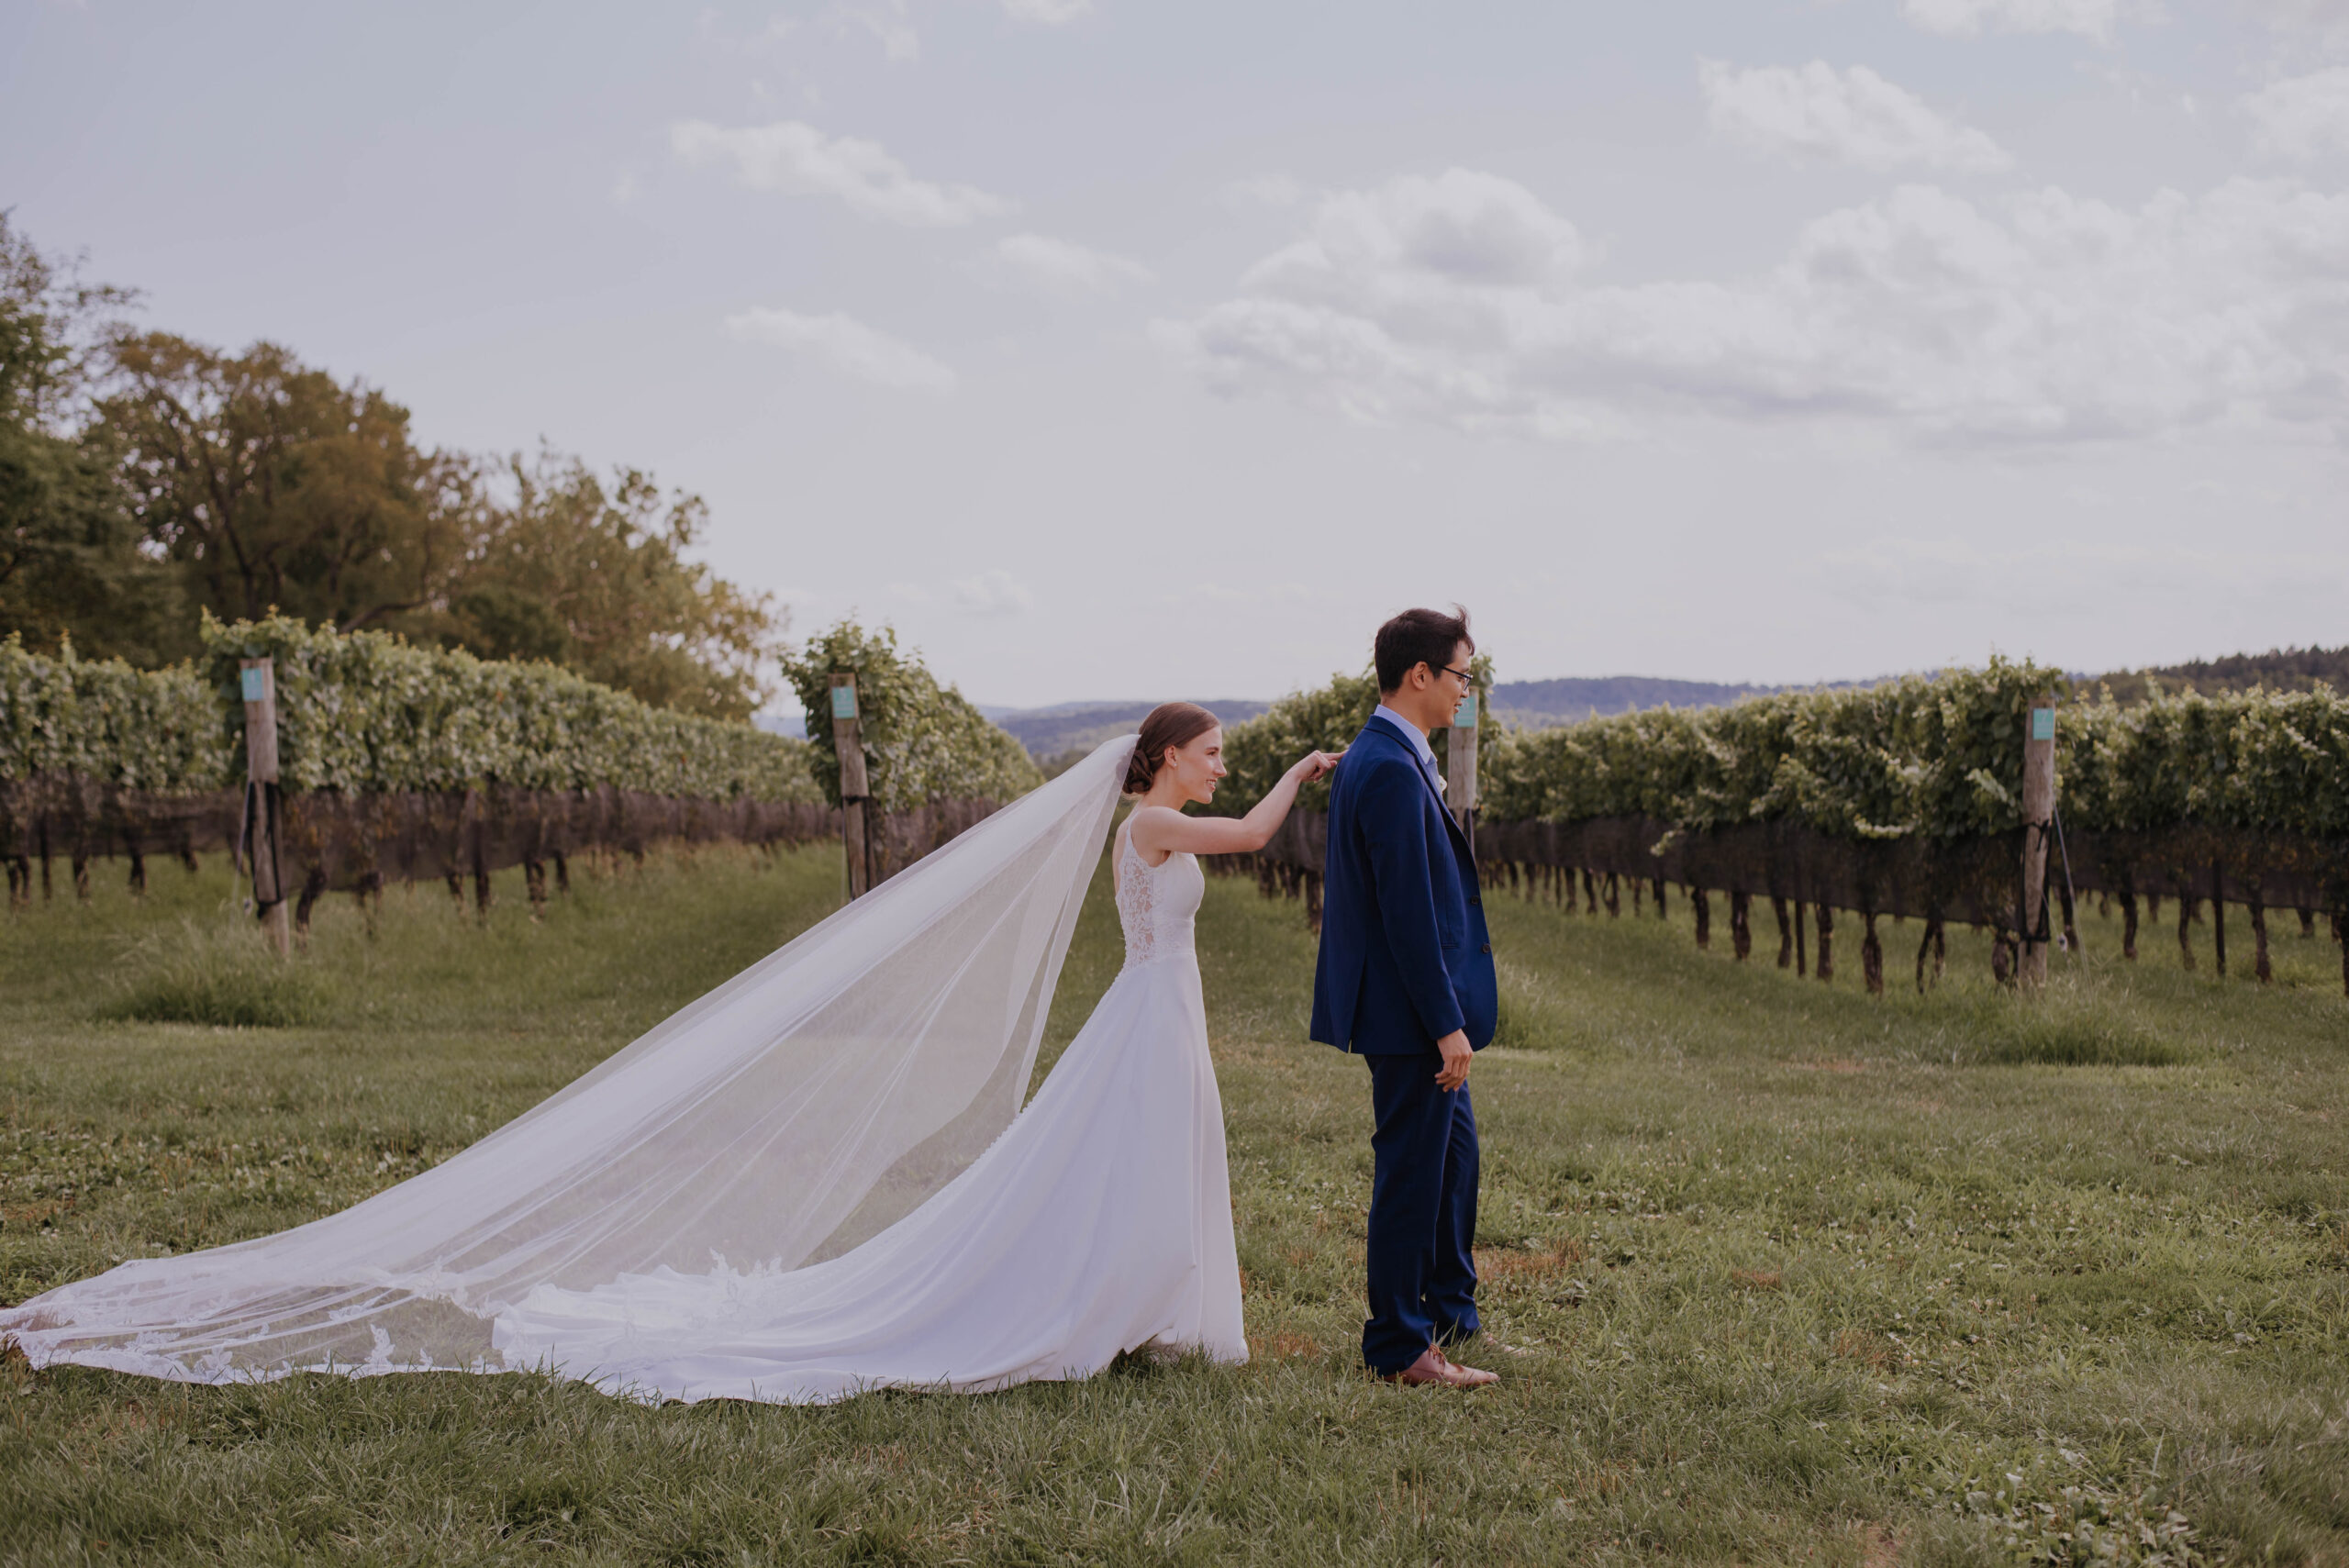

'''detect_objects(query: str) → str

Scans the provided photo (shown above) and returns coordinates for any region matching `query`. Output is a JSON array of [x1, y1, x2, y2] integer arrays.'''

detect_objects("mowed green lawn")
[[2, 837, 2344, 1566]]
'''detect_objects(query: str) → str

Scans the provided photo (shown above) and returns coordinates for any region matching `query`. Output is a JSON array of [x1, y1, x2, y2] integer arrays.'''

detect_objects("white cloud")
[[879, 570, 1035, 615], [726, 306, 957, 393], [990, 232, 1154, 296], [1160, 581, 1334, 608], [1902, 0, 2120, 39], [671, 119, 1012, 227], [1001, 0, 1092, 22], [954, 570, 1034, 616], [2236, 0, 2349, 51], [839, 0, 918, 61], [1221, 173, 1307, 210], [1699, 60, 2013, 172], [1252, 167, 1590, 291], [1824, 536, 2349, 617], [2247, 66, 2349, 159], [1162, 167, 2349, 447]]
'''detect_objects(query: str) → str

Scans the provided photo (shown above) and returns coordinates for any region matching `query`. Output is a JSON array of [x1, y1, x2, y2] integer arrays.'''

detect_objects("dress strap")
[[1119, 811, 1171, 873]]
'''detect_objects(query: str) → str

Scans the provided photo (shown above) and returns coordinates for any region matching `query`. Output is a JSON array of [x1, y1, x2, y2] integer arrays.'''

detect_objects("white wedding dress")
[[490, 820, 1247, 1402], [1, 738, 1247, 1406]]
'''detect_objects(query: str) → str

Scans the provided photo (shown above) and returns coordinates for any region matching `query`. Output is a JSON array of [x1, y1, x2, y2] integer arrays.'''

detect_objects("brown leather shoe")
[[1381, 1346, 1500, 1388]]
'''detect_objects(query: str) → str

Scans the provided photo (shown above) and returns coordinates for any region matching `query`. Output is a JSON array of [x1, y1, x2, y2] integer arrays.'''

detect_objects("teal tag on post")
[[1453, 696, 1477, 728], [2032, 708, 2054, 740], [239, 668, 265, 702], [829, 686, 858, 721]]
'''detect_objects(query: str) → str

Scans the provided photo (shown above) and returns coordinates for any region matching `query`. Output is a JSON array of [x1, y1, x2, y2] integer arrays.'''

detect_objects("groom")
[[1311, 606, 1500, 1389]]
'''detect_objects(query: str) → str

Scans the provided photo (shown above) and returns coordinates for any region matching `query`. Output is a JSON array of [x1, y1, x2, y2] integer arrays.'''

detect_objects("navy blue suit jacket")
[[1309, 716, 1498, 1056]]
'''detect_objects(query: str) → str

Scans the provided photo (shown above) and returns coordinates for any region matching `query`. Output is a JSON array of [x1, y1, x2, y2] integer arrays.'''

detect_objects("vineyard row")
[[2, 616, 1034, 922], [1215, 660, 2349, 996]]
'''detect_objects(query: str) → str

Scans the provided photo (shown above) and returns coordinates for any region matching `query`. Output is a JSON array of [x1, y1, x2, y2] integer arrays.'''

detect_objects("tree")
[[781, 619, 1041, 810], [97, 332, 473, 636], [444, 450, 784, 720], [0, 214, 186, 664], [3, 217, 786, 713]]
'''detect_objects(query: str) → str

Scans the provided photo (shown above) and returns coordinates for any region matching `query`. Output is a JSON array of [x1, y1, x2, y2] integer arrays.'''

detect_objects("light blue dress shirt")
[[1371, 705, 1443, 794]]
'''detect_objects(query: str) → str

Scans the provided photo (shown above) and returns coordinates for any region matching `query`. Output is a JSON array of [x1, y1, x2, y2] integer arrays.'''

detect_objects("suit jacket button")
[[1480, 942, 1491, 954], [1469, 896, 1481, 906]]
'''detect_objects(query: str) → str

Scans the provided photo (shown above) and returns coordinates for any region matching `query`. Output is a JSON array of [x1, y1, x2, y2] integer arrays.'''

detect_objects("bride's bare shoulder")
[[1126, 803, 1179, 837], [1125, 803, 1190, 853]]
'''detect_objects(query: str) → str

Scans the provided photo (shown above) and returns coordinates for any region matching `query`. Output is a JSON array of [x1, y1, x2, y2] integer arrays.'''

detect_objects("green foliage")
[[0, 634, 230, 789], [2059, 684, 2349, 840], [780, 619, 1041, 811], [1473, 659, 2063, 841], [191, 613, 818, 799], [440, 449, 783, 720], [2, 216, 782, 711], [100, 331, 474, 639], [0, 216, 188, 665], [2093, 643, 2349, 705], [1217, 656, 1493, 817], [1225, 658, 2349, 850], [1218, 667, 1383, 818], [0, 616, 816, 805], [98, 333, 784, 716]]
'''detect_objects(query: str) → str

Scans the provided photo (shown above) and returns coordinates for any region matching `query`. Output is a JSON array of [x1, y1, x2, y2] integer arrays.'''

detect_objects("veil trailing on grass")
[[1, 735, 1136, 1384]]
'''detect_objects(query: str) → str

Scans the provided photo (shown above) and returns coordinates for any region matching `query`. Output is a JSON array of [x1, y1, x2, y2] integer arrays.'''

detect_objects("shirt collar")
[[1371, 705, 1438, 768]]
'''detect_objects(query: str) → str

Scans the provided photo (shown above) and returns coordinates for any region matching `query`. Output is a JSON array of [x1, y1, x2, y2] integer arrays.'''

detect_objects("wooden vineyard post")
[[2019, 702, 2056, 990], [829, 673, 874, 900], [239, 658, 290, 957], [1444, 686, 1478, 850]]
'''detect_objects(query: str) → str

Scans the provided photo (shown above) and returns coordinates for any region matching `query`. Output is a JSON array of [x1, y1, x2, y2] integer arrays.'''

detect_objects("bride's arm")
[[1130, 751, 1344, 858]]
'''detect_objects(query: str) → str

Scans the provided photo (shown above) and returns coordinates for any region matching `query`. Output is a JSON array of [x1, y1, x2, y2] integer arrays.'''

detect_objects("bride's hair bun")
[[1125, 702, 1220, 795]]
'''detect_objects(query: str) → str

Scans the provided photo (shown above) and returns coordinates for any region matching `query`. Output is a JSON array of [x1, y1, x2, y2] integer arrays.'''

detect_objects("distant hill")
[[752, 698, 1272, 756], [1487, 675, 1858, 728], [763, 682, 1843, 753], [762, 647, 2344, 756], [1004, 680, 1855, 754], [986, 699, 1273, 762], [2088, 645, 2349, 703]]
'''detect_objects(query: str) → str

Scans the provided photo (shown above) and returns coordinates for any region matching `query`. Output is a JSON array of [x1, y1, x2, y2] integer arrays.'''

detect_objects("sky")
[[6, 0, 2347, 712]]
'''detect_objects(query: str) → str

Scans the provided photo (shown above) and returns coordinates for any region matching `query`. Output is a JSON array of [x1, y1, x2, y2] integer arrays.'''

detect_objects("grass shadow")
[[1957, 978, 2191, 1067], [97, 917, 335, 1029]]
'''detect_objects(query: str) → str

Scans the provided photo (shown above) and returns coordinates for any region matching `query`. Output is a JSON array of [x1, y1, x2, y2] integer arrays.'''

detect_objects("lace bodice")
[[1114, 818, 1203, 969]]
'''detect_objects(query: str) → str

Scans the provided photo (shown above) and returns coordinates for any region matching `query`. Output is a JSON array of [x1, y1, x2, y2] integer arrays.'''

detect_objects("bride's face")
[[1163, 728, 1227, 805]]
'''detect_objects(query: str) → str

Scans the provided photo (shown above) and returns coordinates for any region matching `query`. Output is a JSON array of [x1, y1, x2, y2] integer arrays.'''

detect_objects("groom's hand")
[[1433, 1029, 1473, 1091]]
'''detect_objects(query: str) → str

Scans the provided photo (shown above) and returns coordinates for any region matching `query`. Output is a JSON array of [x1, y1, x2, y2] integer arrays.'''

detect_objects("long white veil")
[[2, 734, 1136, 1383]]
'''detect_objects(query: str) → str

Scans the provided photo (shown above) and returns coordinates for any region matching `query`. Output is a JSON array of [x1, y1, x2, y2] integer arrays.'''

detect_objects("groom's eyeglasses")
[[1435, 664, 1477, 687]]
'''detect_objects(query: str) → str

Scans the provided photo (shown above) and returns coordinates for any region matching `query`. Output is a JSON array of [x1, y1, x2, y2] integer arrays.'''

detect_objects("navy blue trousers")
[[1361, 1053, 1481, 1373]]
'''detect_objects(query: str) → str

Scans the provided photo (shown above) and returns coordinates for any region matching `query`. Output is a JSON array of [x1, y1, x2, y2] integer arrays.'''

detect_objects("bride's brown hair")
[[1125, 702, 1220, 795]]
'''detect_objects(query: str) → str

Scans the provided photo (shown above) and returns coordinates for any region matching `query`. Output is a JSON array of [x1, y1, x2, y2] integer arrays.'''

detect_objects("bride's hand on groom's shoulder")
[[1289, 749, 1344, 784]]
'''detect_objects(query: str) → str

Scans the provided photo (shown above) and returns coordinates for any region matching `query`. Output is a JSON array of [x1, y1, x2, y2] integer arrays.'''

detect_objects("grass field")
[[3, 838, 2345, 1565]]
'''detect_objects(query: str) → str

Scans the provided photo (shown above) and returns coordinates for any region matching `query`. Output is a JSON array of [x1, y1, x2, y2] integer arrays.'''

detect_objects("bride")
[[1, 704, 1339, 1405]]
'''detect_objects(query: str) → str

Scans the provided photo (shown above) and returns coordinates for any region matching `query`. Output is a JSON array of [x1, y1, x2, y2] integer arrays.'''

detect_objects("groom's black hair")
[[1375, 606, 1473, 694]]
